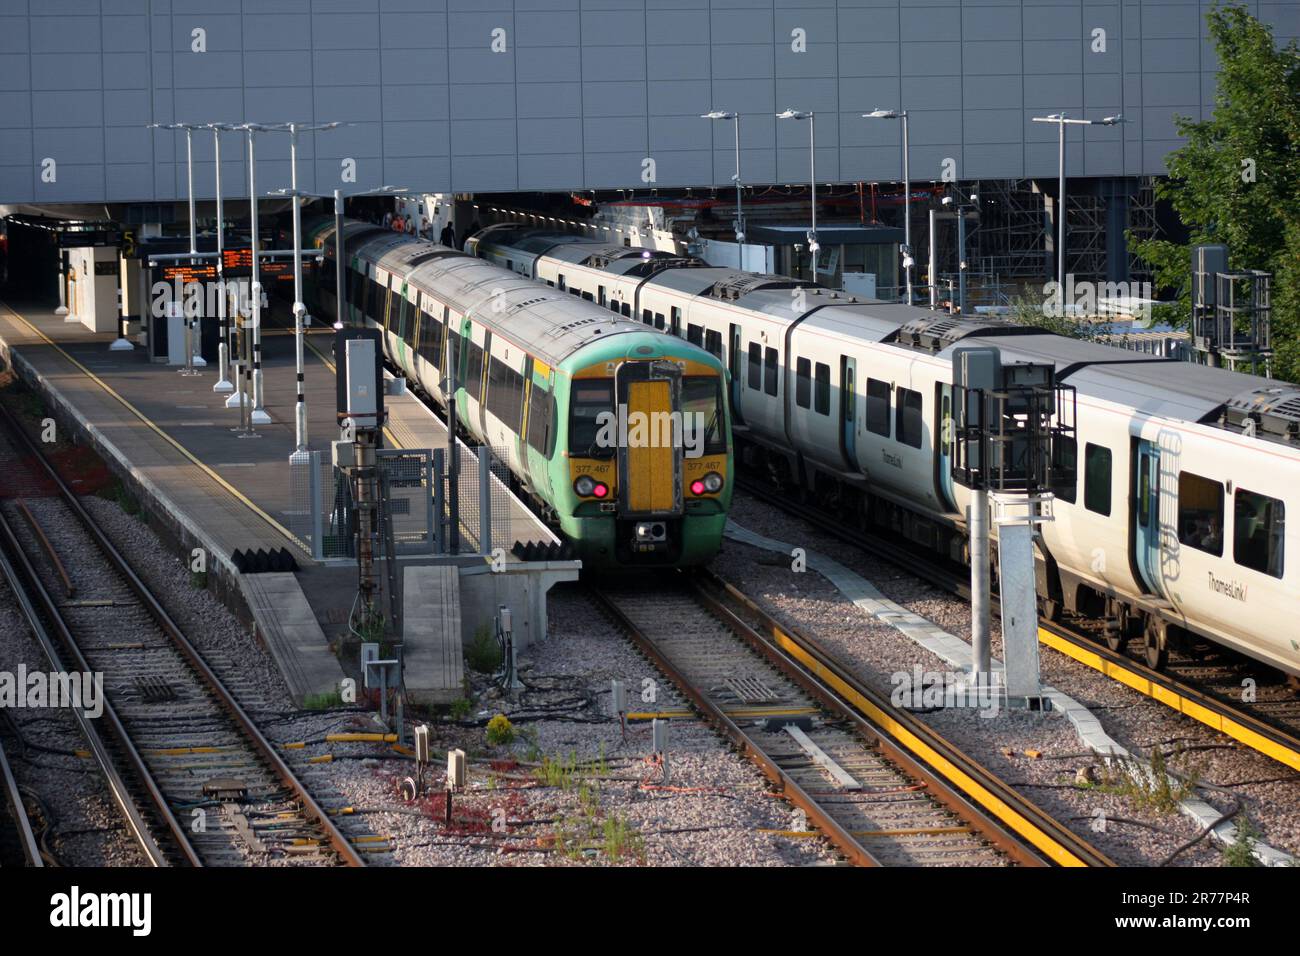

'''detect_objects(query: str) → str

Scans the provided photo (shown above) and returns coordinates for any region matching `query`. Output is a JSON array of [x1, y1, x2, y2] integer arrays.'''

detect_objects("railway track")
[[0, 401, 363, 867], [0, 730, 41, 866], [736, 475, 1300, 776], [591, 575, 1113, 866]]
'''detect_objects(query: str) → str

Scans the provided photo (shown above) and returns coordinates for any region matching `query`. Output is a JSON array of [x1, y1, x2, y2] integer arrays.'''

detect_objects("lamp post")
[[865, 108, 911, 303], [230, 123, 273, 423], [701, 111, 745, 244], [329, 185, 407, 330], [1031, 113, 1123, 285], [776, 110, 818, 279], [148, 121, 209, 374], [208, 123, 236, 393], [263, 122, 342, 461]]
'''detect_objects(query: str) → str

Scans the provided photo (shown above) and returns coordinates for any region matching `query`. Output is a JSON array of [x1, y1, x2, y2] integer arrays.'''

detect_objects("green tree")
[[1129, 4, 1300, 379]]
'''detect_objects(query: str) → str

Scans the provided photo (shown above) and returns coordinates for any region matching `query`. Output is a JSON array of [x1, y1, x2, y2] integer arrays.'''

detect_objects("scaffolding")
[[964, 176, 1158, 286], [1125, 178, 1158, 283], [971, 179, 1047, 281]]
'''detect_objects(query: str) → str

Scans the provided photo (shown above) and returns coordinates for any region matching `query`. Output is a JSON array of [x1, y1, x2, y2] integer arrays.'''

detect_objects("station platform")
[[0, 299, 578, 705]]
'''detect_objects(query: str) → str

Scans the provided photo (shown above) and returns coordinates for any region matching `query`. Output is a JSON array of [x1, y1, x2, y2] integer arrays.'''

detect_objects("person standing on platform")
[[439, 221, 456, 248], [462, 220, 480, 249]]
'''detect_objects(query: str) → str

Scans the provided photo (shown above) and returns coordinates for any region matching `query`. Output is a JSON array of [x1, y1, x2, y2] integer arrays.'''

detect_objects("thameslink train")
[[468, 223, 1299, 678], [302, 218, 733, 569]]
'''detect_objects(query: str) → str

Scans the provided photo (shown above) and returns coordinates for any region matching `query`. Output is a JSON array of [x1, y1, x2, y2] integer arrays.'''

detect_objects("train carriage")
[[469, 222, 1300, 679], [304, 218, 733, 569]]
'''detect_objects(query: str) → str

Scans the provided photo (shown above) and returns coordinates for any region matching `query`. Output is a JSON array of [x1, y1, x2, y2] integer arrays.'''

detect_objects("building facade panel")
[[0, 0, 1293, 203]]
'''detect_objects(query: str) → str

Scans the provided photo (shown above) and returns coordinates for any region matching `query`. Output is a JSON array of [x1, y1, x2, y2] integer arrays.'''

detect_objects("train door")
[[935, 384, 958, 512], [728, 323, 745, 425], [454, 316, 471, 427], [382, 273, 394, 331], [476, 329, 492, 438], [400, 289, 418, 379], [615, 360, 683, 521], [1134, 440, 1164, 596], [839, 355, 856, 470]]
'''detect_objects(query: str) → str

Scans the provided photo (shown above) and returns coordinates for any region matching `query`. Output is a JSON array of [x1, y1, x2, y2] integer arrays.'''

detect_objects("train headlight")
[[691, 472, 723, 495], [574, 476, 609, 499]]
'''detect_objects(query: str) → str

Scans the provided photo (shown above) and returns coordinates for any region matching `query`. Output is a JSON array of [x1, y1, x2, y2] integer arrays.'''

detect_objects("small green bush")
[[486, 713, 516, 747], [465, 624, 500, 674], [302, 690, 344, 710], [1222, 816, 1261, 868]]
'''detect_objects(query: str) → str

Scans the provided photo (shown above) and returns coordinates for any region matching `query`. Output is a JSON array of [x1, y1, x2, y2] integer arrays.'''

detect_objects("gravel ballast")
[[718, 490, 1300, 865]]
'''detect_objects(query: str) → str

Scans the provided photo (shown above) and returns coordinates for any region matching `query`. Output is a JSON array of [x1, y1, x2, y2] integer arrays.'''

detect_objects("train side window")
[[1177, 471, 1224, 556], [687, 324, 704, 348], [763, 347, 778, 397], [795, 357, 811, 408], [747, 343, 762, 390], [445, 327, 461, 374], [642, 309, 653, 325], [814, 362, 830, 415], [1053, 435, 1077, 503], [704, 329, 722, 358], [1234, 488, 1285, 578], [866, 378, 890, 436], [581, 291, 593, 302], [527, 389, 557, 458], [465, 341, 485, 402], [487, 357, 525, 432], [1084, 443, 1111, 516], [621, 302, 631, 318], [896, 388, 922, 448]]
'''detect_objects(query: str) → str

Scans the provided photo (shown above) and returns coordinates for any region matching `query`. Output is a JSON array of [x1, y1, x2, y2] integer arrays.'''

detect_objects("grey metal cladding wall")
[[0, 0, 1296, 204]]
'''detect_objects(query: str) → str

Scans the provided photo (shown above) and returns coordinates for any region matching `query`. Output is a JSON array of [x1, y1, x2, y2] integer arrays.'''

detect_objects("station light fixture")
[[701, 110, 746, 243], [777, 110, 818, 260], [863, 107, 912, 303], [1031, 112, 1127, 285]]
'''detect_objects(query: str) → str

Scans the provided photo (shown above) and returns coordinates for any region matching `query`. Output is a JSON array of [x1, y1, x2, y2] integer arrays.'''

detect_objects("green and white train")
[[303, 217, 732, 569]]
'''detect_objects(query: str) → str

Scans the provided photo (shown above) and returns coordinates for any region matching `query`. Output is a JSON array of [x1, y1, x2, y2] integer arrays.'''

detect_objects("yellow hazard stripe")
[[767, 624, 1091, 867], [1038, 627, 1300, 772]]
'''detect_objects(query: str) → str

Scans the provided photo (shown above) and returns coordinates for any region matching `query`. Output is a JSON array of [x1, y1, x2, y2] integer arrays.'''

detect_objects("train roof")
[[332, 221, 668, 367], [793, 298, 920, 342]]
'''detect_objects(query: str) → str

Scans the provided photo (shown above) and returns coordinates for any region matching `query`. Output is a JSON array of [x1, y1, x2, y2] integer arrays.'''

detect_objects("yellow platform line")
[[1038, 627, 1300, 773], [0, 304, 299, 548]]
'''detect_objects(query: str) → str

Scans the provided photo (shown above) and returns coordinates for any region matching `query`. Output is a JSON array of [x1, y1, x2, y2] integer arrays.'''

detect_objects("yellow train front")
[[554, 334, 732, 568]]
